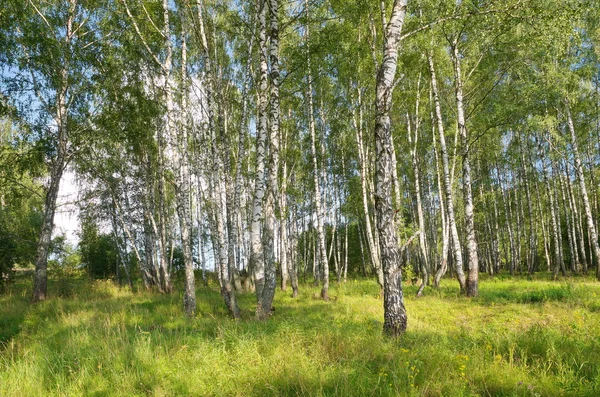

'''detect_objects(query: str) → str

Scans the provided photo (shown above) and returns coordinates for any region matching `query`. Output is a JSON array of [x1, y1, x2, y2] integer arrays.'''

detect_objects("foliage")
[[0, 119, 44, 289], [78, 220, 119, 280]]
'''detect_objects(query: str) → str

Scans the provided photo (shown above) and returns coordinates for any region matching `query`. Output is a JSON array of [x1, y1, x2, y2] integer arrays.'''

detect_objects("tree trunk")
[[427, 54, 465, 292], [519, 137, 536, 274], [305, 0, 329, 300], [32, 3, 75, 302], [287, 201, 299, 298], [257, 0, 282, 318], [558, 165, 577, 272], [407, 113, 428, 296], [32, 159, 64, 302], [451, 42, 477, 296], [538, 136, 563, 279], [280, 161, 289, 291], [535, 178, 552, 273], [251, 0, 270, 319], [353, 88, 384, 287], [566, 162, 588, 272], [566, 104, 600, 280], [374, 0, 408, 336], [431, 88, 449, 287]]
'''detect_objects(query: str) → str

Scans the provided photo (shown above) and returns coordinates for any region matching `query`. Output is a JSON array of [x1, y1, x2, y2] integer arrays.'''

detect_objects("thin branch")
[[120, 0, 166, 72], [400, 0, 524, 42], [0, 176, 44, 200], [27, 0, 55, 35], [141, 2, 166, 39], [400, 231, 421, 253], [465, 51, 485, 84]]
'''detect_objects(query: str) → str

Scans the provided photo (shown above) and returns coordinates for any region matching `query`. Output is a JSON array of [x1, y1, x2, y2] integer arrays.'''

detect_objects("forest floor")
[[1, 273, 600, 396]]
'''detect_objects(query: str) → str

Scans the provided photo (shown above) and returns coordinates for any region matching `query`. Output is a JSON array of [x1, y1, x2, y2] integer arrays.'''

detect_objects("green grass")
[[1, 274, 600, 396]]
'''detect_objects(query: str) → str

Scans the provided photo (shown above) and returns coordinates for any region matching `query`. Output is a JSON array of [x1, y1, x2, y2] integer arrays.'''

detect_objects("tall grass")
[[1, 274, 599, 396]]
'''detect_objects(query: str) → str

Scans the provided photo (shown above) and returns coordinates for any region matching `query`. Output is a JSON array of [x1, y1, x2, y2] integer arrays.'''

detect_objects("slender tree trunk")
[[110, 203, 133, 288], [32, 160, 64, 302], [32, 3, 76, 302], [358, 220, 368, 277], [305, 1, 329, 300], [251, 0, 270, 319], [287, 201, 299, 297], [538, 136, 563, 279], [550, 165, 566, 276], [498, 166, 517, 275], [427, 54, 465, 292], [558, 165, 577, 272], [566, 162, 588, 272], [407, 113, 428, 296], [491, 184, 501, 274], [514, 186, 524, 273], [520, 137, 536, 274], [344, 221, 349, 282], [390, 129, 403, 231], [144, 195, 162, 290], [374, 0, 408, 336], [431, 88, 449, 286], [353, 88, 384, 287], [216, 172, 241, 318], [566, 104, 600, 280], [256, 0, 282, 318], [451, 42, 477, 296], [535, 178, 552, 273], [280, 161, 290, 291]]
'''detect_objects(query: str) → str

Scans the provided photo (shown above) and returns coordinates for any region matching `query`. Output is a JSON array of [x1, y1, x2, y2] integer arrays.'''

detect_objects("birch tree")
[[374, 0, 409, 336], [1, 0, 104, 301]]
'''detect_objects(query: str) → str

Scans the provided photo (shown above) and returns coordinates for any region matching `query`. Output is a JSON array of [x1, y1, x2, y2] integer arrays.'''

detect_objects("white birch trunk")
[[32, 1, 76, 302], [451, 43, 477, 296], [353, 88, 384, 287], [407, 113, 429, 296], [374, 0, 408, 336], [251, 0, 270, 317], [427, 54, 466, 292], [566, 104, 600, 280], [305, 0, 329, 300]]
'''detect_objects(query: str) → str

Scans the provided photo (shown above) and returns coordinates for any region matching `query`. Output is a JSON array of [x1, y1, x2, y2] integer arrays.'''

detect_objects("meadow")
[[1, 274, 600, 396]]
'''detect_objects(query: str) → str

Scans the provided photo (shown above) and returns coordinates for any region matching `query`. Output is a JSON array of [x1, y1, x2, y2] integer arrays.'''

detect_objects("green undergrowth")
[[1, 274, 600, 396]]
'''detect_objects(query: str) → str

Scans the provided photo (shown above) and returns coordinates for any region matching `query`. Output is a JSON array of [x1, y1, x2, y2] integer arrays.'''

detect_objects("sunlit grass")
[[1, 273, 599, 396]]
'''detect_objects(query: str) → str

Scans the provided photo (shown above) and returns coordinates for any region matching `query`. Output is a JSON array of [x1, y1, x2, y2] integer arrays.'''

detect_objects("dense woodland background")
[[1, 0, 600, 333]]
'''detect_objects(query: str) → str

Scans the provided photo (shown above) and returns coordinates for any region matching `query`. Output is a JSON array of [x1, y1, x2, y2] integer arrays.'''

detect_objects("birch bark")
[[353, 88, 384, 287], [427, 54, 465, 292], [32, 0, 75, 302], [451, 42, 477, 296], [374, 0, 408, 336], [566, 104, 600, 280], [305, 0, 329, 300], [251, 0, 269, 318]]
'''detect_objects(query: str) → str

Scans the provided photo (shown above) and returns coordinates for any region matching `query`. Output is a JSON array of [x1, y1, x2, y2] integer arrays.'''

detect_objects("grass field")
[[1, 274, 600, 396]]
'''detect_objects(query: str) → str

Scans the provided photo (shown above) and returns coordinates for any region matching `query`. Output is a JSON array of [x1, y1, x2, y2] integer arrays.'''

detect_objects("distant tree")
[[78, 220, 119, 280]]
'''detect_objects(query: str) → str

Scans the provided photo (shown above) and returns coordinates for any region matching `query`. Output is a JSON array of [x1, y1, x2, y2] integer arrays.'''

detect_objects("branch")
[[27, 0, 55, 35], [0, 175, 44, 200], [400, 230, 421, 253], [399, 0, 524, 42], [15, 28, 51, 112], [141, 2, 166, 39], [399, 14, 462, 42], [120, 0, 165, 72]]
